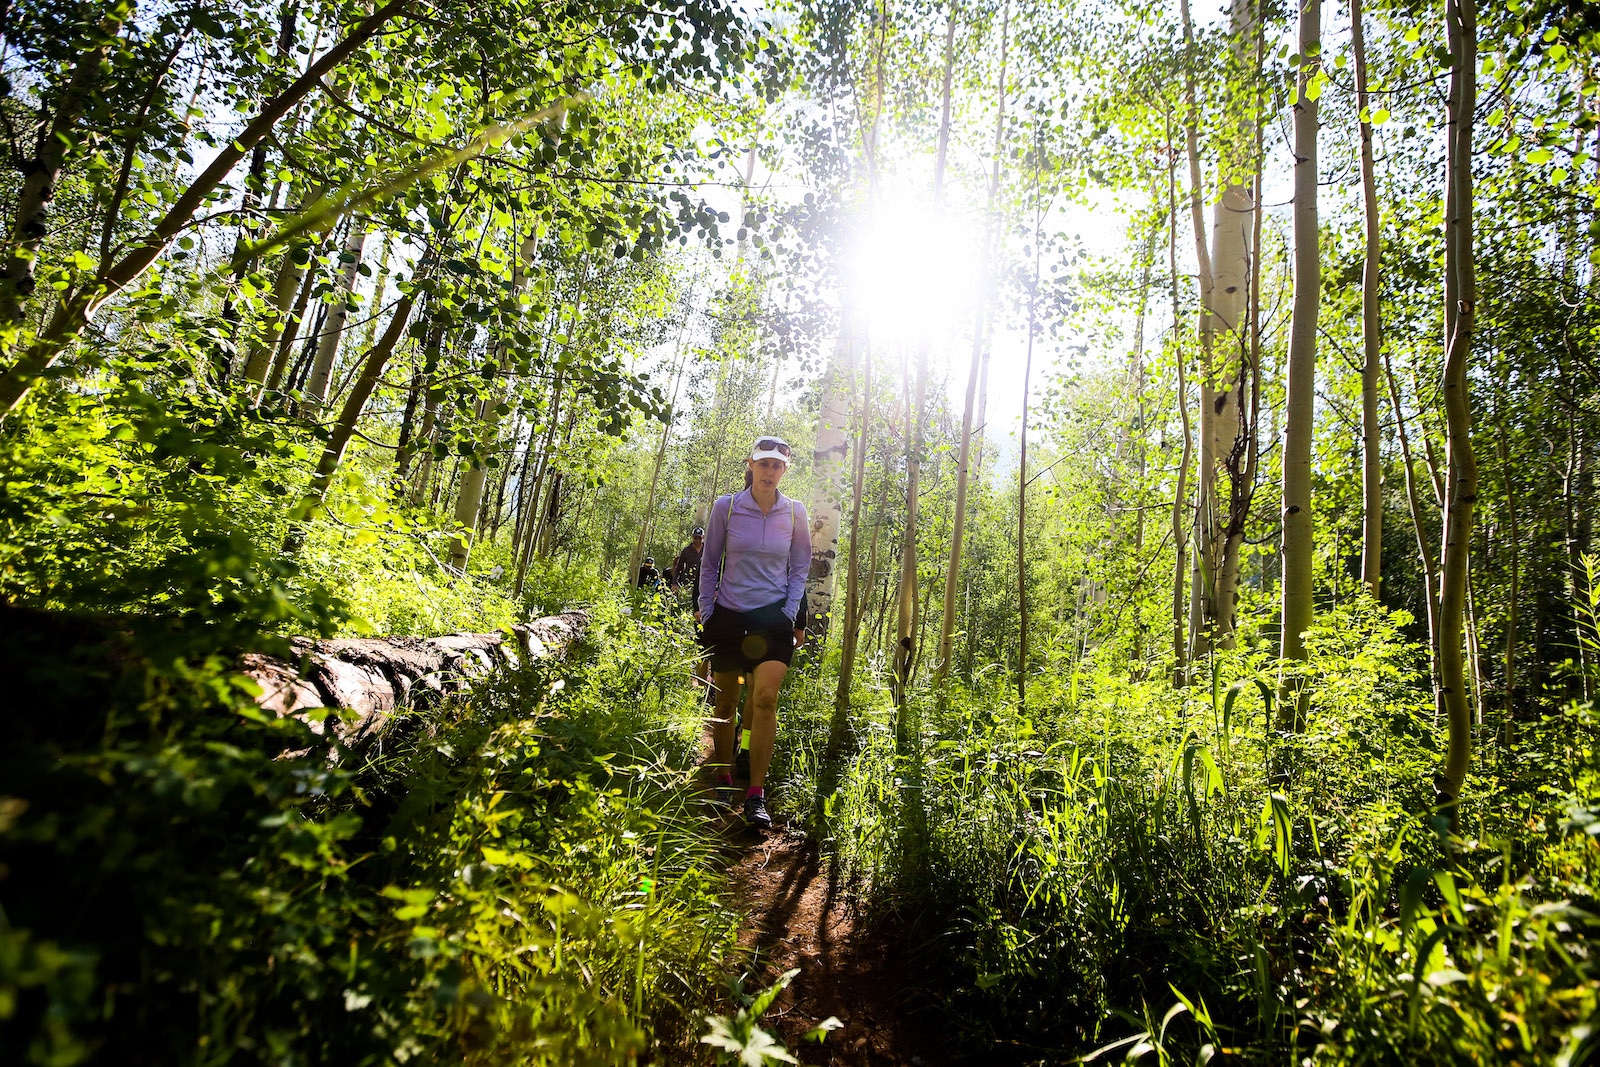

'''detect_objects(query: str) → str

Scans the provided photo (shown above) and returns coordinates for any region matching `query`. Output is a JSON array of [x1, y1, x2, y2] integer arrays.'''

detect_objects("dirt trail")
[[712, 811, 951, 1066]]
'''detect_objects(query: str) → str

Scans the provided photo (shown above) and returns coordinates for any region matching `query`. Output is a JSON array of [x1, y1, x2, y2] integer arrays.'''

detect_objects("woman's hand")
[[793, 628, 806, 649]]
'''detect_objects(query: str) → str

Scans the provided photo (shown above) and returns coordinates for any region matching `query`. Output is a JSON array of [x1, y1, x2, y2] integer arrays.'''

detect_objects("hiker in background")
[[697, 436, 810, 830], [668, 527, 705, 603], [636, 556, 662, 591], [670, 526, 712, 694]]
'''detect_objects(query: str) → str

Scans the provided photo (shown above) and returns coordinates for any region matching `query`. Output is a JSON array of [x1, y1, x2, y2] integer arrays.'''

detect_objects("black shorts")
[[699, 602, 794, 673]]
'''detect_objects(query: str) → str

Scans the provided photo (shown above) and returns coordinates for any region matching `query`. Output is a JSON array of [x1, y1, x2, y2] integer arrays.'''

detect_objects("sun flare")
[[848, 199, 981, 348]]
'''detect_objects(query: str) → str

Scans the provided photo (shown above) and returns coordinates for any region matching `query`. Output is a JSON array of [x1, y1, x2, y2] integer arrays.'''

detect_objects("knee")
[[751, 689, 779, 718], [713, 676, 742, 710]]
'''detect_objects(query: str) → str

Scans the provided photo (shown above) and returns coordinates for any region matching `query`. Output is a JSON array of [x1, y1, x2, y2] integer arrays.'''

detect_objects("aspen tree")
[[937, 0, 1008, 688], [892, 0, 957, 715], [0, 0, 415, 418], [833, 314, 871, 711], [1437, 0, 1478, 830], [812, 0, 889, 655], [1166, 115, 1193, 690], [450, 224, 542, 570], [305, 218, 370, 407], [1017, 133, 1042, 713], [629, 289, 695, 582], [1353, 0, 1383, 599], [1277, 0, 1321, 739], [1179, 0, 1257, 655], [1214, 3, 1266, 647], [810, 321, 855, 640]]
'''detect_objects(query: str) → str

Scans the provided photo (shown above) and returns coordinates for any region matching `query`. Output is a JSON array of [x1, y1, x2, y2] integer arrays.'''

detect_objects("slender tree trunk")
[[1214, 3, 1266, 645], [0, 8, 127, 330], [893, 1, 957, 719], [1179, 0, 1219, 662], [283, 292, 419, 552], [254, 236, 321, 391], [1354, 0, 1384, 598], [938, 0, 1008, 688], [305, 217, 369, 407], [808, 308, 857, 640], [835, 338, 873, 712], [394, 318, 443, 492], [220, 1, 299, 349], [1436, 0, 1478, 830], [630, 323, 692, 581], [1564, 411, 1593, 701], [98, 32, 188, 278], [1167, 115, 1193, 689], [449, 226, 540, 570], [1276, 0, 1321, 740], [509, 425, 537, 554], [1385, 346, 1442, 686], [359, 232, 393, 351], [0, 0, 414, 418], [1498, 401, 1518, 748], [1017, 178, 1039, 715], [514, 374, 564, 599]]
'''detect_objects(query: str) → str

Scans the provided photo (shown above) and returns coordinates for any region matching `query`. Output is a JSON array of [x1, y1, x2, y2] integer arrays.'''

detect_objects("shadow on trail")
[[709, 811, 963, 1067]]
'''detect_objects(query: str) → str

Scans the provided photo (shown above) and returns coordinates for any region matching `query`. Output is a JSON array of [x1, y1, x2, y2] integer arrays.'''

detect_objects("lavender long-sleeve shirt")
[[698, 489, 811, 623]]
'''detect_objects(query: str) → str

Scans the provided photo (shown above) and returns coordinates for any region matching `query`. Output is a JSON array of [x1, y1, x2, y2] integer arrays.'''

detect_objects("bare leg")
[[710, 669, 743, 776], [745, 659, 788, 792], [696, 656, 713, 705]]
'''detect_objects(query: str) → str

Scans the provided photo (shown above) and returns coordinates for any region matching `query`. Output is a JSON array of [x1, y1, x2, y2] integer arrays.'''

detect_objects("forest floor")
[[704, 732, 953, 1067]]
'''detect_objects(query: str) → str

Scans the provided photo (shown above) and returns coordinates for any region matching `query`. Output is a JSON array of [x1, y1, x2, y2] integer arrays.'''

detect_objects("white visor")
[[750, 436, 792, 464]]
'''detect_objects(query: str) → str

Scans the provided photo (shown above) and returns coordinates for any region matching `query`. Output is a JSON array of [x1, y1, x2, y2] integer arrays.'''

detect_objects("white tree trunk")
[[1276, 0, 1321, 737], [305, 219, 369, 407], [893, 1, 957, 716], [1354, 0, 1384, 599], [937, 0, 1008, 686], [449, 226, 542, 570], [808, 308, 858, 639], [1437, 0, 1478, 827]]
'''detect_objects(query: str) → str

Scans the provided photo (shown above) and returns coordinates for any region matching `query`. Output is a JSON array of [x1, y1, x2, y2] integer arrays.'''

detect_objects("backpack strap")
[[713, 492, 736, 603]]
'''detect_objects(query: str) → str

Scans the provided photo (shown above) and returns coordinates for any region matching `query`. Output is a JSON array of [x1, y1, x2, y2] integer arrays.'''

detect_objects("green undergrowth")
[[0, 373, 531, 639], [0, 591, 741, 1066], [779, 599, 1600, 1065]]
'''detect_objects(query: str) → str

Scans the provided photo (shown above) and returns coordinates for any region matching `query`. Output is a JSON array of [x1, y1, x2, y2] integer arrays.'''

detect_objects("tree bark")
[[449, 225, 540, 570], [0, 8, 127, 330], [1354, 0, 1384, 599], [1214, 2, 1265, 646], [1276, 0, 1320, 739], [937, 0, 1007, 687], [1178, 0, 1218, 663], [630, 318, 692, 581], [1436, 0, 1478, 830], [305, 217, 369, 407], [0, 0, 413, 417], [514, 373, 564, 598], [1017, 170, 1039, 714], [834, 327, 872, 712], [892, 0, 956, 719], [283, 291, 419, 552], [1167, 113, 1193, 690], [808, 307, 856, 641], [1496, 392, 1518, 748], [1384, 346, 1441, 688]]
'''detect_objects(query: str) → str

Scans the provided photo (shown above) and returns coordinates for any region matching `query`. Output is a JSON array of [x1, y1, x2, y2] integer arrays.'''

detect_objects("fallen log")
[[242, 612, 588, 748]]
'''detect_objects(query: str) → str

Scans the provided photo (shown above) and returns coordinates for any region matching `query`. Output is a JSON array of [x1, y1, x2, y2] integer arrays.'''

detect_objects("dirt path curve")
[[717, 821, 951, 1067]]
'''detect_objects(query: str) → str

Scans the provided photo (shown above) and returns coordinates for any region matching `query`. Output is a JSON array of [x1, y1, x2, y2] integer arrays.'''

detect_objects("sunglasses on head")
[[755, 438, 792, 457]]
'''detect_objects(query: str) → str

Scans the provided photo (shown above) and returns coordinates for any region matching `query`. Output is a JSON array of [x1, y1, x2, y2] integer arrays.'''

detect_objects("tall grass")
[[0, 590, 740, 1066], [779, 597, 1600, 1063]]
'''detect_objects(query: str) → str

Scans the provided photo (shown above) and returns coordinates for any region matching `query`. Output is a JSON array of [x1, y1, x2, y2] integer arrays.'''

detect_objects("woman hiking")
[[697, 435, 810, 830]]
